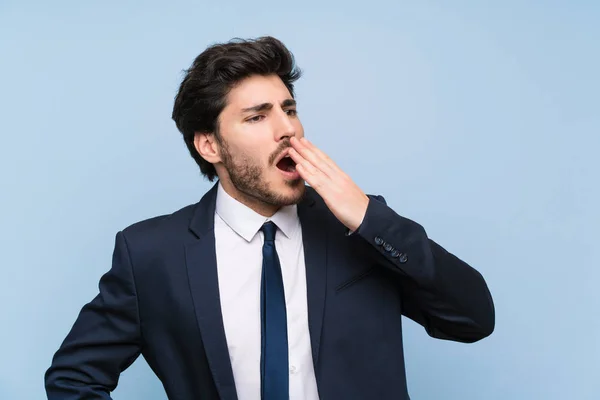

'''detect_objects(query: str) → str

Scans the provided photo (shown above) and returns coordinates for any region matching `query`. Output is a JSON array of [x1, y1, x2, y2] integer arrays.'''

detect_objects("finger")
[[296, 162, 326, 191], [288, 148, 326, 189], [291, 138, 336, 178], [288, 147, 316, 175], [287, 144, 306, 163], [298, 138, 342, 174]]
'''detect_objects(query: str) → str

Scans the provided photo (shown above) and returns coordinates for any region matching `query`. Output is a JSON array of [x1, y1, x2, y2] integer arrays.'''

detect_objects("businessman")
[[46, 36, 495, 400]]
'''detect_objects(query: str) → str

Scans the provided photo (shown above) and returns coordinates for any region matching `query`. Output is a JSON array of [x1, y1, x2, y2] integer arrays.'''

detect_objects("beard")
[[218, 137, 305, 207]]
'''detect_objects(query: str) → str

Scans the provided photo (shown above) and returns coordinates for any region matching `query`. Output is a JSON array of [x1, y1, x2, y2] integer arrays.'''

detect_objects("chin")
[[274, 179, 306, 205]]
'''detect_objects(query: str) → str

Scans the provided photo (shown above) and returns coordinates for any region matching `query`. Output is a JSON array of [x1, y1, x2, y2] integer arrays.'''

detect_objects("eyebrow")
[[241, 99, 297, 114]]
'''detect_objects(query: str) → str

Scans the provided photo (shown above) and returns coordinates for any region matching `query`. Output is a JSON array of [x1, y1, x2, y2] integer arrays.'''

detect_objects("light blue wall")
[[1, 1, 598, 399]]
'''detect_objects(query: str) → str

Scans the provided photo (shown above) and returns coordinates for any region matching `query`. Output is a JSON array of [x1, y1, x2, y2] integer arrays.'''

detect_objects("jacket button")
[[374, 237, 383, 245], [384, 243, 393, 252], [398, 253, 408, 263], [391, 249, 399, 257]]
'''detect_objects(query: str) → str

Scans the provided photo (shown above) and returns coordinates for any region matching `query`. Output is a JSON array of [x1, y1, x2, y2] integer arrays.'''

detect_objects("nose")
[[273, 109, 296, 142]]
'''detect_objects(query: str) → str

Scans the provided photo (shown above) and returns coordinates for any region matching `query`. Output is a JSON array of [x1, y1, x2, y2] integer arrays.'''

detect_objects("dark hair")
[[171, 36, 302, 181]]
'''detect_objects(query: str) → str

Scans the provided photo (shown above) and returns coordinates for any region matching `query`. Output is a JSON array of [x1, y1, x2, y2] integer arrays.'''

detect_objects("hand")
[[289, 137, 369, 232]]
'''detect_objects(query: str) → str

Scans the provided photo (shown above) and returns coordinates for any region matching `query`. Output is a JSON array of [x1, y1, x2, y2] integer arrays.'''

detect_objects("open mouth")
[[275, 153, 297, 172]]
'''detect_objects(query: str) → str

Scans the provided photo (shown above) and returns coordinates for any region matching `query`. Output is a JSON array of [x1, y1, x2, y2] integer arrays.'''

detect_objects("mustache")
[[268, 140, 292, 165]]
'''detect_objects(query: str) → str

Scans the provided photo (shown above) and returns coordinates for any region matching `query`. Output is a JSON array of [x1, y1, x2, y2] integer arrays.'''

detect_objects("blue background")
[[1, 1, 598, 399]]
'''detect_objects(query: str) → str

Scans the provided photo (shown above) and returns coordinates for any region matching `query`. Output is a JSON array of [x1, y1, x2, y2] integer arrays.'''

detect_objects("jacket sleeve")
[[45, 231, 143, 399], [355, 195, 495, 343]]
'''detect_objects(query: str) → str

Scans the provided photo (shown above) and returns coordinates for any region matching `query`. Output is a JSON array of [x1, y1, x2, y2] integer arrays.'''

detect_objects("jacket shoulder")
[[119, 202, 199, 253]]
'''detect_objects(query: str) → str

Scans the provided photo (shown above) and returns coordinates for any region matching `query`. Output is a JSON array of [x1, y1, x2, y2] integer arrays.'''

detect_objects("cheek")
[[227, 125, 276, 167], [235, 142, 270, 168], [294, 120, 305, 138]]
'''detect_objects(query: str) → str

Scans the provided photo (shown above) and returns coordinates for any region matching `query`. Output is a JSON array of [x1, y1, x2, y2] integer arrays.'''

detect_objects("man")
[[45, 36, 495, 400]]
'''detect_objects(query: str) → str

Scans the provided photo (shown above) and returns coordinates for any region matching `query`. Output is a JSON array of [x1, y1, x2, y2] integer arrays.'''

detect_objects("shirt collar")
[[215, 181, 299, 242]]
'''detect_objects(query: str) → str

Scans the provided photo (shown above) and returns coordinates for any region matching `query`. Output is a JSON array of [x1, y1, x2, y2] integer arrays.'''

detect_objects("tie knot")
[[261, 221, 277, 242]]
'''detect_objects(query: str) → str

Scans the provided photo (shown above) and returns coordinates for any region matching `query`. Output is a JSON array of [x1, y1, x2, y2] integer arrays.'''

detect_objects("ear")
[[194, 132, 222, 164]]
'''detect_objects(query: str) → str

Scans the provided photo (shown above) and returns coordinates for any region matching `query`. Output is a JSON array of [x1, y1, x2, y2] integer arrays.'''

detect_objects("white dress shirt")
[[214, 183, 320, 400]]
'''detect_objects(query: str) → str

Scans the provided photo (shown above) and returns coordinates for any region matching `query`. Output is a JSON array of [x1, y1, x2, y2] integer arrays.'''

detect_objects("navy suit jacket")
[[45, 183, 495, 399]]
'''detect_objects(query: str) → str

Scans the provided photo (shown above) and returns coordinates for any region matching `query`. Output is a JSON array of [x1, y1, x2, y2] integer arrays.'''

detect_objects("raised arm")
[[287, 136, 494, 342], [356, 195, 495, 343]]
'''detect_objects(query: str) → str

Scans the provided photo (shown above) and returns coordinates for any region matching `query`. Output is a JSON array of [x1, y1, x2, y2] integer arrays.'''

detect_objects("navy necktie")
[[260, 222, 289, 400]]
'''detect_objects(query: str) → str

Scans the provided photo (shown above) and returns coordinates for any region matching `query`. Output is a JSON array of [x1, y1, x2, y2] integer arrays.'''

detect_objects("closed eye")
[[247, 115, 265, 123], [247, 110, 297, 123]]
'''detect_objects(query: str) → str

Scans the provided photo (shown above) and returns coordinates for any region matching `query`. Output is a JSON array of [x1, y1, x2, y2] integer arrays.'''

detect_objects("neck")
[[218, 177, 280, 217]]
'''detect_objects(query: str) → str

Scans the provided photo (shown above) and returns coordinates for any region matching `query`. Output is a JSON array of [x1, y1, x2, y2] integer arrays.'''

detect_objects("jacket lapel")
[[184, 184, 328, 397], [185, 183, 238, 400], [298, 188, 328, 369]]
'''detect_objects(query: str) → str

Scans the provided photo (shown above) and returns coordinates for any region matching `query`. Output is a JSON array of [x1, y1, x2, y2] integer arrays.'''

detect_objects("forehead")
[[225, 74, 293, 110]]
